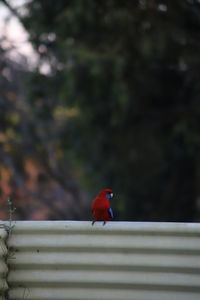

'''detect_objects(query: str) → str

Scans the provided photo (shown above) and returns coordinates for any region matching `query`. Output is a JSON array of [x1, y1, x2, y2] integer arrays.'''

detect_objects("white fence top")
[[5, 221, 200, 300], [7, 220, 200, 231]]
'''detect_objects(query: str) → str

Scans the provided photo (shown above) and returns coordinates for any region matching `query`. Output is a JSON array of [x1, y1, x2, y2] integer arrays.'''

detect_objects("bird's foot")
[[92, 220, 96, 226]]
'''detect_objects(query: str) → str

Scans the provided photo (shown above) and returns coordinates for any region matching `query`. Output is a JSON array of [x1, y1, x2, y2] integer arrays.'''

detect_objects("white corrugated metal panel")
[[6, 221, 200, 300], [0, 225, 8, 299]]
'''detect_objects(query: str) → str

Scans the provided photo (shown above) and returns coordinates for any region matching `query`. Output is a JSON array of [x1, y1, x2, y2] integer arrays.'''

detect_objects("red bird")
[[92, 189, 114, 225]]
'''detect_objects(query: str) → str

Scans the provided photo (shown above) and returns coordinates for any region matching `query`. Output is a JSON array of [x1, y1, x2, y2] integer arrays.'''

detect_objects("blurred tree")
[[0, 32, 87, 220], [1, 0, 200, 221]]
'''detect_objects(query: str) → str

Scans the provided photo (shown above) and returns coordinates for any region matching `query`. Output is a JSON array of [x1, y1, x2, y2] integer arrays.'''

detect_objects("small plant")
[[4, 197, 17, 300], [5, 197, 16, 259], [7, 197, 16, 235]]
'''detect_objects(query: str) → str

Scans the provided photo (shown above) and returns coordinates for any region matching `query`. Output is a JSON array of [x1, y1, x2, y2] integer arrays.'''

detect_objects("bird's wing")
[[108, 207, 114, 219]]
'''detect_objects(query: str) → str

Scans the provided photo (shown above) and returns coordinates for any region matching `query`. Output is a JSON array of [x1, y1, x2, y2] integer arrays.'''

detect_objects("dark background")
[[0, 0, 200, 222]]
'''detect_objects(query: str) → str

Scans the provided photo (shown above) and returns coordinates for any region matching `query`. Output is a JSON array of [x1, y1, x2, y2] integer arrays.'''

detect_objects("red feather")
[[92, 189, 113, 221]]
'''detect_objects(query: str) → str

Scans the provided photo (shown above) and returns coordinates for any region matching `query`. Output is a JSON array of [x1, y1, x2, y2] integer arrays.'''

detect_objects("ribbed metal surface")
[[0, 225, 8, 299], [7, 221, 200, 300]]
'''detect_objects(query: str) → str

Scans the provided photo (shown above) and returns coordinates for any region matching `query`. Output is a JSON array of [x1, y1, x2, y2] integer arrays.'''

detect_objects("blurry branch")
[[1, 72, 81, 198], [0, 0, 25, 27]]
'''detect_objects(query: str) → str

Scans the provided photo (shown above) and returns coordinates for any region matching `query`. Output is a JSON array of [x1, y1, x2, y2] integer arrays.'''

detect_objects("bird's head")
[[99, 189, 113, 199]]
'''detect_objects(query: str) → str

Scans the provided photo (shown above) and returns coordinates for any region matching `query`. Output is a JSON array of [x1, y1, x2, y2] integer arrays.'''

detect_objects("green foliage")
[[1, 0, 200, 221]]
